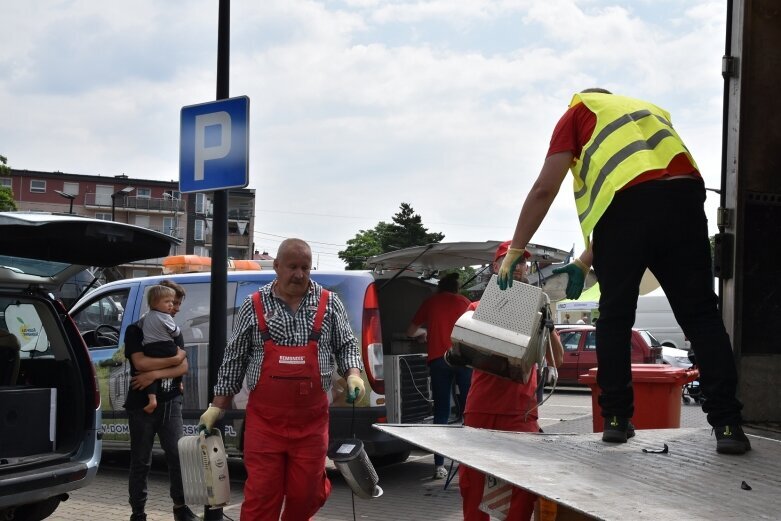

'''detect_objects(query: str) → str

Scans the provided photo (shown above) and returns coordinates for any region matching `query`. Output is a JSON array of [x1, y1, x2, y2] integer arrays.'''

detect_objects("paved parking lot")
[[48, 390, 709, 521]]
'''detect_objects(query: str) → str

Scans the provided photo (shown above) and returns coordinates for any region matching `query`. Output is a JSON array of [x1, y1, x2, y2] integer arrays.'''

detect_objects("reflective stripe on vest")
[[569, 93, 698, 246]]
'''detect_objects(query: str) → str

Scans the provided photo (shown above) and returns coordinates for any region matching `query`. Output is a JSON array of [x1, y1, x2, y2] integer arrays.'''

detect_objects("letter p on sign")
[[180, 96, 249, 193], [194, 111, 231, 181]]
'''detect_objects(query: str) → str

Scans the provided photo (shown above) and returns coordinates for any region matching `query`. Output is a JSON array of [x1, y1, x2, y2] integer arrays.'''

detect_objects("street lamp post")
[[54, 190, 76, 214], [111, 186, 135, 221]]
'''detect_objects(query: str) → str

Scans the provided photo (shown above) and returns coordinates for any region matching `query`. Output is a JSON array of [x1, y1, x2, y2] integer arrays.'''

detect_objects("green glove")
[[196, 405, 224, 436], [346, 374, 366, 404], [496, 248, 526, 290], [552, 259, 589, 299]]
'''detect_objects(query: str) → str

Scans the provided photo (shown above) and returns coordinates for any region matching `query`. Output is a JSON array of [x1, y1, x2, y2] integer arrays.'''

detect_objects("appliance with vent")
[[449, 276, 550, 383], [178, 429, 231, 507], [384, 353, 432, 424]]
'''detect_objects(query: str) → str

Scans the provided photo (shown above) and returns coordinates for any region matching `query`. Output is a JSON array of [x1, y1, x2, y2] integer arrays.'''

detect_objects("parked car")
[[0, 212, 176, 521], [660, 344, 693, 369], [554, 325, 663, 385]]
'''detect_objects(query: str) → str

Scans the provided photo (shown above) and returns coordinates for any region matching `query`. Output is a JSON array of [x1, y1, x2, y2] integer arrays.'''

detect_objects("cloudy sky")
[[0, 1, 728, 269]]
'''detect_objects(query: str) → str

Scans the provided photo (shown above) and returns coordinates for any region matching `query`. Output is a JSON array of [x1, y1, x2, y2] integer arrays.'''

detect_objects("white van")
[[633, 293, 689, 350]]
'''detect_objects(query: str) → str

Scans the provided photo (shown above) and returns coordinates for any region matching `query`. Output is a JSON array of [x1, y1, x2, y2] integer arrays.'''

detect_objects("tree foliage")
[[339, 203, 445, 269], [0, 155, 17, 211]]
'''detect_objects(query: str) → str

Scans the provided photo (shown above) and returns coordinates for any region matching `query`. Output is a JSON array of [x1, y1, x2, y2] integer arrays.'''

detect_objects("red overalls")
[[241, 290, 332, 521]]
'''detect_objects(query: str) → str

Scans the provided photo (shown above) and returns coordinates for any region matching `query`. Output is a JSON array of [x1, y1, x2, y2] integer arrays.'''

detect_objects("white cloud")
[[0, 0, 728, 269]]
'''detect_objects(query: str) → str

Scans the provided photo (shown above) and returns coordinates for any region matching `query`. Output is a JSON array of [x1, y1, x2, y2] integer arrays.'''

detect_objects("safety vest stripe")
[[574, 109, 672, 198], [577, 128, 675, 223]]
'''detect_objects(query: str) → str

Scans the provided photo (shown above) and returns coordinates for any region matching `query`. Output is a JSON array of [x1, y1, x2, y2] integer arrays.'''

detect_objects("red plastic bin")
[[578, 364, 699, 433]]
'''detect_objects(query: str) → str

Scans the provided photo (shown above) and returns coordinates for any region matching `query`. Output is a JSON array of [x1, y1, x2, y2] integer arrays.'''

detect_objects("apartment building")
[[7, 169, 256, 278]]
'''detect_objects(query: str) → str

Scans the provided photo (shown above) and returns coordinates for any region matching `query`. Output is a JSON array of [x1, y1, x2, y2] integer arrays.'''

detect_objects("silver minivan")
[[0, 212, 176, 521]]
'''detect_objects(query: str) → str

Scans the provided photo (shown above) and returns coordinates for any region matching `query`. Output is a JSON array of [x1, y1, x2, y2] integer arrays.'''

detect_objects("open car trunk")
[[0, 293, 91, 467]]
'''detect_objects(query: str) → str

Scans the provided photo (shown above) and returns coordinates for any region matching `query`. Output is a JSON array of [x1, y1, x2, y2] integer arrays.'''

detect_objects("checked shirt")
[[214, 280, 362, 396]]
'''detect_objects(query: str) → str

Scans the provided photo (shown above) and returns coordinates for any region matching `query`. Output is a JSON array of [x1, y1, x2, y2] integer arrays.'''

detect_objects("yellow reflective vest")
[[569, 93, 698, 247]]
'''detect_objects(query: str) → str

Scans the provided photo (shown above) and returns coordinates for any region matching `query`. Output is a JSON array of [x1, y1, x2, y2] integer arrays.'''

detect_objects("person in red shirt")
[[459, 241, 563, 521], [406, 272, 472, 479]]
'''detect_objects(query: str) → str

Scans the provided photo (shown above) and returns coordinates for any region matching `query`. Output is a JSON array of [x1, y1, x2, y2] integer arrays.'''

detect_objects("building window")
[[95, 212, 112, 221], [194, 246, 209, 257], [194, 219, 205, 241], [163, 216, 176, 236], [63, 182, 79, 195], [30, 180, 46, 193], [195, 193, 206, 214], [0, 177, 11, 188], [136, 187, 151, 199]]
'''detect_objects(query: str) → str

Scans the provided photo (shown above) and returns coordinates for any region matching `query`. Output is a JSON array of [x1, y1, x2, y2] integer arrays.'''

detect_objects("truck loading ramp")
[[375, 424, 780, 520]]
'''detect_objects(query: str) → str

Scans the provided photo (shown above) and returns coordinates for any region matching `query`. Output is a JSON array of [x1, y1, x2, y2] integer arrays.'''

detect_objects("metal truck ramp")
[[375, 424, 781, 520]]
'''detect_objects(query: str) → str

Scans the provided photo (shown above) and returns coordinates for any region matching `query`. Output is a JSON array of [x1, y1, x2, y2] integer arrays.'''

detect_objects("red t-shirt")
[[411, 292, 471, 361], [462, 301, 538, 417], [547, 102, 701, 188]]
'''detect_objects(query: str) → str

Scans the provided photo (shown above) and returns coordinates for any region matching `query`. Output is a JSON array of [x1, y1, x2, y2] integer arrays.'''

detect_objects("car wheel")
[[371, 449, 411, 467], [10, 496, 65, 521]]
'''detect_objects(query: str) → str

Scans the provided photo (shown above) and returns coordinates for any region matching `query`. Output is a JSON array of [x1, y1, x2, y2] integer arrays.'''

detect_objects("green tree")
[[0, 155, 17, 211], [339, 203, 445, 269]]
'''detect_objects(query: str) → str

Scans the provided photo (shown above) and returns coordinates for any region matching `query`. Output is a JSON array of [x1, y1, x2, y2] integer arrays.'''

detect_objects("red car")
[[554, 325, 663, 385]]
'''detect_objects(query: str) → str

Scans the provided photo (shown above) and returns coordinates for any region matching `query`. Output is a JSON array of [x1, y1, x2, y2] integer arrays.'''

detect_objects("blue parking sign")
[[180, 96, 249, 193]]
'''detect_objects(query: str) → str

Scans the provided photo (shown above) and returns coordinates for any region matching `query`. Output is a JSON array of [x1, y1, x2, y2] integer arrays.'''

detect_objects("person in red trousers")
[[459, 241, 563, 521]]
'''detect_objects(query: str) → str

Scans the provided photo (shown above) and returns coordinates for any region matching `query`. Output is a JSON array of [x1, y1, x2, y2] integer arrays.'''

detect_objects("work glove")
[[196, 405, 225, 436], [346, 374, 366, 404], [545, 366, 558, 385], [496, 248, 527, 290], [551, 259, 589, 299]]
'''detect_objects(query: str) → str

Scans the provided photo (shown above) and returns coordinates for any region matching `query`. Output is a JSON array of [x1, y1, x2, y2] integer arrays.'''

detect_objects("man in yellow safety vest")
[[497, 89, 749, 455]]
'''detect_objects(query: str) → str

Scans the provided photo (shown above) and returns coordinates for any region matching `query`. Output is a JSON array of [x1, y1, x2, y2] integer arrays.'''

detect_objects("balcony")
[[84, 193, 186, 213], [201, 233, 250, 248]]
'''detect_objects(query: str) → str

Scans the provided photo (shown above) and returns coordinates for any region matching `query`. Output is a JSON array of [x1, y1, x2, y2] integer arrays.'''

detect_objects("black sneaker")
[[130, 514, 147, 521], [714, 424, 752, 455], [602, 416, 633, 443], [173, 505, 199, 521]]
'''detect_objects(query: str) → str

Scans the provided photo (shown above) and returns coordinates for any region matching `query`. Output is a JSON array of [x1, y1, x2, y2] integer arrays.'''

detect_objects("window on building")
[[95, 212, 112, 221], [136, 187, 151, 199], [30, 180, 46, 193], [163, 216, 176, 236], [194, 246, 210, 257], [194, 219, 205, 241], [195, 193, 206, 214], [0, 178, 11, 188], [63, 182, 79, 195]]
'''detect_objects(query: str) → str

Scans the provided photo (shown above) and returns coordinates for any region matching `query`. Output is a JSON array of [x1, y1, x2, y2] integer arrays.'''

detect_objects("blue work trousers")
[[429, 356, 472, 466]]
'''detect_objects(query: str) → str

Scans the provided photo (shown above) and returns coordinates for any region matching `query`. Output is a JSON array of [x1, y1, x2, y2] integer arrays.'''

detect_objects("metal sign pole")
[[205, 1, 230, 520]]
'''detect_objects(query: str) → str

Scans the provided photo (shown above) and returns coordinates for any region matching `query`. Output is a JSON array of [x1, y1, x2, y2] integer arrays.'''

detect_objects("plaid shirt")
[[213, 280, 362, 396]]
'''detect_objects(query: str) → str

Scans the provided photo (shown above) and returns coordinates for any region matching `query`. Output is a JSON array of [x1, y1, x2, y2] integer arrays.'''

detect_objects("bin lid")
[[578, 364, 698, 385]]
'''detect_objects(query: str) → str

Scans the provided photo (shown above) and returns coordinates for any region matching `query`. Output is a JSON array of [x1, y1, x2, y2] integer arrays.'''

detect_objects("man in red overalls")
[[198, 238, 365, 520]]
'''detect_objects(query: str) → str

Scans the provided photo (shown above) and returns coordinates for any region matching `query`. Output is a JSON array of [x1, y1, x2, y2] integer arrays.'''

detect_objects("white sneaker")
[[433, 465, 448, 479]]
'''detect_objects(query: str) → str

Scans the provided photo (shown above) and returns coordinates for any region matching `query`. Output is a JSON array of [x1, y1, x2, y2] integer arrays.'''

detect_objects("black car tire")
[[10, 495, 64, 521]]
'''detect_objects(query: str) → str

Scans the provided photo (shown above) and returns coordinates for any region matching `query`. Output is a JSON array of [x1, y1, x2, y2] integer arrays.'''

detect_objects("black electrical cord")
[[350, 398, 357, 521]]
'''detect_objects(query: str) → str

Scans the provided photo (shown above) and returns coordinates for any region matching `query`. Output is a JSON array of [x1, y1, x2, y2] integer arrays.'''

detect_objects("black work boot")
[[173, 504, 199, 521], [714, 424, 752, 455], [602, 416, 634, 443]]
